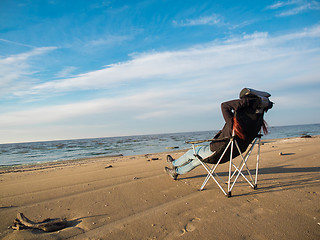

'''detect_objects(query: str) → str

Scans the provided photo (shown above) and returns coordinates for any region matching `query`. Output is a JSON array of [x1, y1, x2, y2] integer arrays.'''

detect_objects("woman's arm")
[[221, 98, 255, 125], [221, 99, 241, 126]]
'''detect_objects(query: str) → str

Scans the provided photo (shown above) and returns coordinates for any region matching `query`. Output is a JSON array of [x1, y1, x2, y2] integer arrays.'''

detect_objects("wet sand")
[[0, 136, 319, 239]]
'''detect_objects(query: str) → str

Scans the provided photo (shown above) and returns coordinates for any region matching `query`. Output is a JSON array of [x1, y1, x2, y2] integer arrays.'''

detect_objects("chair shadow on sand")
[[179, 165, 320, 197]]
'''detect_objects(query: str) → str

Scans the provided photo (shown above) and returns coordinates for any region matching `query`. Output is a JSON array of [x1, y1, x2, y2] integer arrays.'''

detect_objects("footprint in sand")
[[169, 218, 201, 238], [180, 218, 201, 236]]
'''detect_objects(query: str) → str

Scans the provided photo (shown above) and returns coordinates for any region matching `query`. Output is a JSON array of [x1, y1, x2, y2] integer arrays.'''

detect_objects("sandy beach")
[[0, 136, 319, 240]]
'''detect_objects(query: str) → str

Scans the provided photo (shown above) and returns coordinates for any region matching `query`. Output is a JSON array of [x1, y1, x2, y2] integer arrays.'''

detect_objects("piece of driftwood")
[[12, 213, 67, 232]]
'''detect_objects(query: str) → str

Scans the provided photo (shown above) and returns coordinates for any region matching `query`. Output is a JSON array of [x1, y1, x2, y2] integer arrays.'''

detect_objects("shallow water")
[[0, 124, 319, 166]]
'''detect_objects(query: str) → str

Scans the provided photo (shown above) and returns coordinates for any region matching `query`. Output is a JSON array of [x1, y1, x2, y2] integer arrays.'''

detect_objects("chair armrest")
[[185, 137, 229, 144]]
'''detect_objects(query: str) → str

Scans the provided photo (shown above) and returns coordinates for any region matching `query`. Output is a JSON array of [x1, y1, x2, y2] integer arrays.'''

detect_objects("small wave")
[[55, 144, 65, 148], [31, 147, 49, 150], [90, 152, 107, 156], [66, 149, 77, 152], [13, 151, 30, 154]]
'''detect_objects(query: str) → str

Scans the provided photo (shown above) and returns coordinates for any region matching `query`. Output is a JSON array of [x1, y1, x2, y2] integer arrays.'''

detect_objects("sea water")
[[0, 124, 319, 166]]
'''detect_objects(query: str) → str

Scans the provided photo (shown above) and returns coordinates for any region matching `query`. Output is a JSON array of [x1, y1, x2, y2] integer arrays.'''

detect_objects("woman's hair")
[[262, 119, 268, 135], [233, 116, 269, 140], [233, 116, 245, 140]]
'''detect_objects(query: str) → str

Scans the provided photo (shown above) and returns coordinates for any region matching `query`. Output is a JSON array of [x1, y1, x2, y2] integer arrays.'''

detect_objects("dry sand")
[[0, 136, 319, 240]]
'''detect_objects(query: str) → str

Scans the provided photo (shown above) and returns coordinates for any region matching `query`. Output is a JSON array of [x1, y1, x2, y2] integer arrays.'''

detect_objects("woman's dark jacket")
[[203, 98, 264, 164]]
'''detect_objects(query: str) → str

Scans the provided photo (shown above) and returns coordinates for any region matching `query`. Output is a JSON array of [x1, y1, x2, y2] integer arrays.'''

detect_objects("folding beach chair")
[[184, 88, 272, 197], [186, 131, 262, 197]]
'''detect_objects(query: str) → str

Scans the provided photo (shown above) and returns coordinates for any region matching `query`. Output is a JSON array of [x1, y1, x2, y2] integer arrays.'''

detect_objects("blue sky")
[[0, 0, 320, 143]]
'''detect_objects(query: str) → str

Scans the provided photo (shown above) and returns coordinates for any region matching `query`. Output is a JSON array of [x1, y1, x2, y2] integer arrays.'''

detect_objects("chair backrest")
[[203, 110, 263, 164]]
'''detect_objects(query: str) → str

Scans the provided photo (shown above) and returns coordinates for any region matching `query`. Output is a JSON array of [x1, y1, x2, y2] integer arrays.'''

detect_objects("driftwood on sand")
[[12, 213, 67, 232]]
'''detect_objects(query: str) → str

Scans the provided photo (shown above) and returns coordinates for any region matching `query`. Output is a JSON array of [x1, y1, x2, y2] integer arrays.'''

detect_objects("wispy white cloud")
[[271, 24, 320, 41], [173, 14, 223, 27], [85, 35, 132, 47], [266, 0, 320, 16], [0, 38, 34, 48], [14, 24, 319, 98], [279, 2, 320, 16], [55, 66, 77, 78], [0, 97, 119, 126], [0, 47, 57, 96], [0, 87, 200, 127], [173, 14, 252, 30], [266, 0, 298, 9], [89, 0, 111, 9], [0, 47, 57, 64]]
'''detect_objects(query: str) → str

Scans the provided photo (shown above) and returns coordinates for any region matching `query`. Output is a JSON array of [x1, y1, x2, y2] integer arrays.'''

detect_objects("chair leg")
[[229, 139, 259, 191], [227, 138, 234, 193], [196, 135, 262, 197], [255, 136, 261, 187], [198, 140, 232, 194]]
